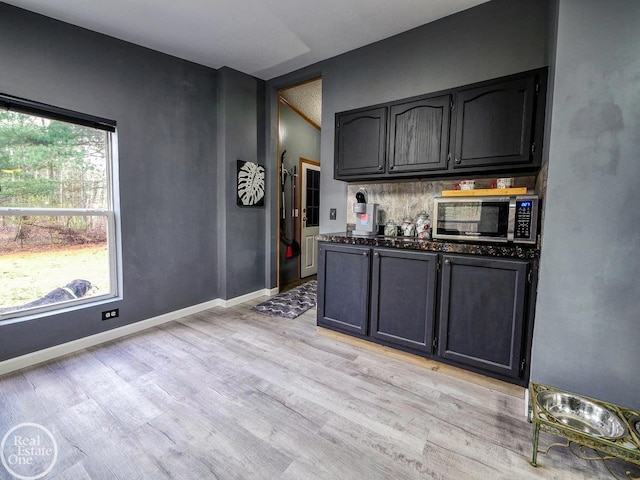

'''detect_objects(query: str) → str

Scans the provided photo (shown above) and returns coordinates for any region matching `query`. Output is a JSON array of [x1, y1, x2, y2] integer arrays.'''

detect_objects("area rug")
[[253, 280, 317, 319]]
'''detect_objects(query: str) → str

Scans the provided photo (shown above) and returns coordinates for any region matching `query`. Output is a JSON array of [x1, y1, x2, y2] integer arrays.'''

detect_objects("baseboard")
[[0, 287, 277, 376], [217, 287, 278, 308]]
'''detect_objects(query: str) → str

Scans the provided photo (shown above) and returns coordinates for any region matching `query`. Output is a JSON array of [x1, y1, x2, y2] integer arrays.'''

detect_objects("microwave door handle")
[[507, 198, 516, 242]]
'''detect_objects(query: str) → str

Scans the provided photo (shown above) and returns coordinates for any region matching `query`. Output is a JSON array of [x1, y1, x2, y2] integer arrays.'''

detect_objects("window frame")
[[0, 94, 120, 322]]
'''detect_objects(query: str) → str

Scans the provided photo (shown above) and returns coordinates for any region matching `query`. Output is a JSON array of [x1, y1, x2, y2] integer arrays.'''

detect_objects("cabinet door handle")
[[389, 165, 394, 170], [378, 165, 383, 171], [374, 252, 379, 257], [444, 258, 451, 265], [454, 158, 461, 164], [363, 252, 368, 257]]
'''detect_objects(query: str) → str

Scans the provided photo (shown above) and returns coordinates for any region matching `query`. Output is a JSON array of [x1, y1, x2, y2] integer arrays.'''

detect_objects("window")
[[0, 95, 118, 320]]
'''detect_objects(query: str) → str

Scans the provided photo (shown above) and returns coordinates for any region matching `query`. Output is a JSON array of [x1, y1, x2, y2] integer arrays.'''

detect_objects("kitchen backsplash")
[[346, 174, 540, 227]]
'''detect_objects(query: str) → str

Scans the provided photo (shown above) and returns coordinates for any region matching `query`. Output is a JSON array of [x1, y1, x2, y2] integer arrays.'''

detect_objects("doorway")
[[277, 78, 321, 291]]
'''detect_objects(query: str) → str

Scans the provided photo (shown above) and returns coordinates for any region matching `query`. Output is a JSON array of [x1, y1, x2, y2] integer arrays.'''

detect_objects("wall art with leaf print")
[[236, 160, 265, 207]]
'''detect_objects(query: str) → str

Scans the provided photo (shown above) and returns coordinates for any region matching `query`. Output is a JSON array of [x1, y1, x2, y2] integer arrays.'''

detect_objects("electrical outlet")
[[102, 308, 119, 321], [329, 208, 337, 220]]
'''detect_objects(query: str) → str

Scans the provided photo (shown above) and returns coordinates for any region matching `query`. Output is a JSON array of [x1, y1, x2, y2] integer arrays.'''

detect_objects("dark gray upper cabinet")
[[316, 243, 371, 335], [370, 248, 437, 352], [437, 254, 528, 380], [451, 75, 536, 170], [334, 68, 547, 182], [387, 94, 451, 174], [335, 106, 387, 178]]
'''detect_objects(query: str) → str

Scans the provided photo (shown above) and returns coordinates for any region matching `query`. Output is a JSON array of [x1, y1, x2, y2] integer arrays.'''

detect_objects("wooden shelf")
[[441, 187, 528, 196]]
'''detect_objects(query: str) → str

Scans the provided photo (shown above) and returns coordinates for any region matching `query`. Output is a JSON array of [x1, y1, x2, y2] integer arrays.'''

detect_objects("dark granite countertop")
[[317, 232, 540, 260]]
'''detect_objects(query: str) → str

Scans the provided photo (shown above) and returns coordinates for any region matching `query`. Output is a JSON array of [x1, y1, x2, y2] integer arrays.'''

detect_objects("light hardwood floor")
[[1, 299, 638, 479]]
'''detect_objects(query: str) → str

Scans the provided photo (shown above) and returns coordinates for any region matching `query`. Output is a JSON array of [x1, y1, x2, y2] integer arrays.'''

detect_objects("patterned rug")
[[253, 280, 317, 319]]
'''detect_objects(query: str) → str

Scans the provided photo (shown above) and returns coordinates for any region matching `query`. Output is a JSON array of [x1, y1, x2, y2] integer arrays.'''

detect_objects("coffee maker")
[[352, 188, 378, 237]]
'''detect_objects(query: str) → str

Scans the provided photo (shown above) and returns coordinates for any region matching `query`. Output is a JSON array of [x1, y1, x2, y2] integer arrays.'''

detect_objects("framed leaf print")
[[237, 160, 265, 207]]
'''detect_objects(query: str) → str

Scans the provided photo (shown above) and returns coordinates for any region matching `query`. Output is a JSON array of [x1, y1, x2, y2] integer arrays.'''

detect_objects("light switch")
[[329, 208, 337, 220]]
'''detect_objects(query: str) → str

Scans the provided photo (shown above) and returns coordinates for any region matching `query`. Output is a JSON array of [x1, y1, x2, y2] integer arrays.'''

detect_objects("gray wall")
[[531, 0, 640, 408], [0, 3, 219, 360], [278, 102, 321, 286], [216, 67, 267, 300]]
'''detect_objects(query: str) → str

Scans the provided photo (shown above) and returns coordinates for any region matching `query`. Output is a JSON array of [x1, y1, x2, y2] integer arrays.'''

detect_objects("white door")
[[300, 160, 320, 278]]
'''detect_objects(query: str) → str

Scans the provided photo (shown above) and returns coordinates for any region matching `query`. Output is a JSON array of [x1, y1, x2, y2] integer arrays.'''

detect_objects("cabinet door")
[[438, 255, 528, 379], [317, 243, 371, 335], [451, 76, 536, 169], [370, 248, 437, 353], [388, 95, 451, 174], [335, 107, 387, 179]]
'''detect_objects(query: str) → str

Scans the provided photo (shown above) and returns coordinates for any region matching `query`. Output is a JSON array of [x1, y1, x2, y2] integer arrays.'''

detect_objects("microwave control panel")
[[515, 200, 534, 239]]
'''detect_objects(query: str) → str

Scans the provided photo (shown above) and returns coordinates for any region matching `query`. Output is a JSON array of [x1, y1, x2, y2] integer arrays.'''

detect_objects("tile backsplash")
[[346, 175, 539, 228]]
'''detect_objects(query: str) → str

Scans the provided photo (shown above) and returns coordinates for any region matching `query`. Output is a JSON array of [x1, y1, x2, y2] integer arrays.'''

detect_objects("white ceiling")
[[3, 0, 491, 80]]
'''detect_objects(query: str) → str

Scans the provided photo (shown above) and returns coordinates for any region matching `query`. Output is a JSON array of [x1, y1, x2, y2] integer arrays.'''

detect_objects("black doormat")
[[253, 281, 317, 319]]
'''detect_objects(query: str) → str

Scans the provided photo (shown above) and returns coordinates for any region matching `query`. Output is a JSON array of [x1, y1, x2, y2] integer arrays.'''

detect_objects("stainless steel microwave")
[[433, 195, 539, 244]]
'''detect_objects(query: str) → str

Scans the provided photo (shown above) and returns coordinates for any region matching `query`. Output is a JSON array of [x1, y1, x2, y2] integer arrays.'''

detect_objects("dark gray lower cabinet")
[[370, 248, 437, 352], [316, 243, 534, 385], [317, 243, 370, 335], [438, 254, 528, 380]]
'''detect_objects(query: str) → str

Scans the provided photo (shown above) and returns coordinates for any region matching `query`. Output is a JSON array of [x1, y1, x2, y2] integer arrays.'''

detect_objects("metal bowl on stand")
[[537, 391, 627, 439]]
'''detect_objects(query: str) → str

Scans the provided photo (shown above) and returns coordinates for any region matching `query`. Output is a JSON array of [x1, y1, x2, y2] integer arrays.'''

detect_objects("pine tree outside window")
[[0, 95, 119, 321]]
